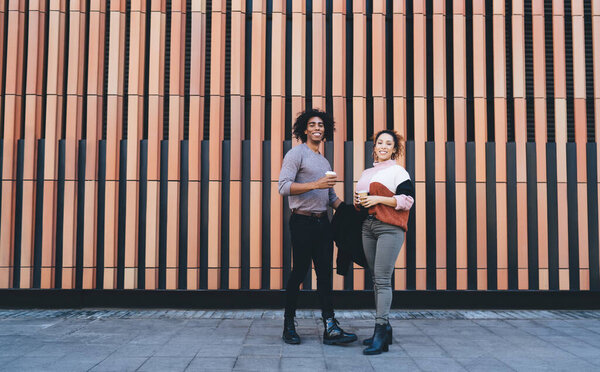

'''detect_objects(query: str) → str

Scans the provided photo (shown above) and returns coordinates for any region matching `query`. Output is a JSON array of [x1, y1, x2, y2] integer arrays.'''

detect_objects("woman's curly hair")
[[292, 109, 335, 143], [373, 129, 405, 161]]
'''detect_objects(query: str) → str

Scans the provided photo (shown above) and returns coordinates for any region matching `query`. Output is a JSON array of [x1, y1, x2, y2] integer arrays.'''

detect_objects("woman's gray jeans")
[[362, 216, 405, 324]]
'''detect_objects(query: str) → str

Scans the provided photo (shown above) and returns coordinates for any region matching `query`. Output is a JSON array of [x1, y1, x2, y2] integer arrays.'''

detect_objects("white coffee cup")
[[325, 171, 336, 177]]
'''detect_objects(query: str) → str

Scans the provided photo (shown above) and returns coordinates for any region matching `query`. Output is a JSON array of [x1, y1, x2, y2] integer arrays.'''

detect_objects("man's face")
[[304, 117, 325, 143]]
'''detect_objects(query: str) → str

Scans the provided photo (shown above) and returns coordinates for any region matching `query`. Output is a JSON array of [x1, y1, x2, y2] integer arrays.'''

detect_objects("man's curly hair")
[[292, 109, 335, 143]]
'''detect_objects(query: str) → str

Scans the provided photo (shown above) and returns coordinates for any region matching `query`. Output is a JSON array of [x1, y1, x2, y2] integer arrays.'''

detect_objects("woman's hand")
[[359, 195, 382, 208]]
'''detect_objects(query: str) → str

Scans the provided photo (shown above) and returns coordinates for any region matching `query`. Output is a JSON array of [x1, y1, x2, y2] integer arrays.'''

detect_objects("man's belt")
[[292, 209, 327, 218]]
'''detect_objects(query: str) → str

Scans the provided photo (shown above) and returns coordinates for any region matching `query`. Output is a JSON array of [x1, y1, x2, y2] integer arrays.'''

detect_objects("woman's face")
[[374, 133, 395, 162]]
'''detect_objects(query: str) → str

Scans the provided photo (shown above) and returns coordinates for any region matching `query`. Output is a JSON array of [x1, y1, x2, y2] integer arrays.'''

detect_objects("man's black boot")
[[282, 317, 301, 344], [322, 317, 358, 345], [363, 323, 390, 355], [363, 321, 392, 346]]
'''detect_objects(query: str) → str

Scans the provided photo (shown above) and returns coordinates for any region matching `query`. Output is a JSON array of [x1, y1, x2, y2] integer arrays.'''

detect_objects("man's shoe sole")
[[322, 335, 358, 345]]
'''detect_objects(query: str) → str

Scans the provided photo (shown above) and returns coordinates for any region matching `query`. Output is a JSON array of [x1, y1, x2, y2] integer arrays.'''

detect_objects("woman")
[[354, 130, 414, 355]]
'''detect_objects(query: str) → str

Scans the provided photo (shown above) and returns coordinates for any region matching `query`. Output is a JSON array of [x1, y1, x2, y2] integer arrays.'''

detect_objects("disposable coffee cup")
[[357, 190, 368, 205], [325, 171, 336, 177]]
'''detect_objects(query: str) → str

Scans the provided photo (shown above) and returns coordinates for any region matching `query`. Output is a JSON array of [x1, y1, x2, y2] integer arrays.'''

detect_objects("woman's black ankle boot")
[[363, 322, 392, 346], [282, 317, 301, 344], [363, 323, 389, 355]]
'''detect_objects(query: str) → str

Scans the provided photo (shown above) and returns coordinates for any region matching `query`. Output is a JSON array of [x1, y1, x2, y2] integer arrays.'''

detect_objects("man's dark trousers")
[[284, 213, 335, 319]]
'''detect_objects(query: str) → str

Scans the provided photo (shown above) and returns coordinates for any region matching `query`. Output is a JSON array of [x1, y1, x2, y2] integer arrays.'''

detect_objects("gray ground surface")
[[0, 309, 599, 371]]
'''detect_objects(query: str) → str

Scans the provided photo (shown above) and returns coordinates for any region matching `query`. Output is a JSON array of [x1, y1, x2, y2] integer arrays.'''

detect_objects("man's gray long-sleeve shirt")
[[278, 143, 338, 213]]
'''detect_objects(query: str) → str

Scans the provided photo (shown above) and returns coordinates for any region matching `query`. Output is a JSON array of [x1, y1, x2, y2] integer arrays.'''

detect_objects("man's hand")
[[311, 174, 337, 190]]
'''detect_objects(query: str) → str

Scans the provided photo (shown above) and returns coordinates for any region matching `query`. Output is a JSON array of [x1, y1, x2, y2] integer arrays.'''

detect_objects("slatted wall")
[[0, 0, 599, 293]]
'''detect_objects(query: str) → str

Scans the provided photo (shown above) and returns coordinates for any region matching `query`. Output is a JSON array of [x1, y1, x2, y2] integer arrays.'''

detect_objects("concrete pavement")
[[0, 309, 599, 371]]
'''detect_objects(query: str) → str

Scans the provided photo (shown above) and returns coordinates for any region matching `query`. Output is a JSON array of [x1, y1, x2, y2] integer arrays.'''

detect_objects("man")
[[278, 109, 357, 345]]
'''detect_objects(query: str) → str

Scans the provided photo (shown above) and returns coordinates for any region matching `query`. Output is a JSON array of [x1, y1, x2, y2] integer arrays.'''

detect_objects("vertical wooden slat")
[[187, 0, 206, 289], [227, 0, 243, 289], [145, 0, 166, 289], [102, 0, 126, 289], [207, 0, 226, 289], [40, 0, 66, 289], [270, 0, 285, 289], [248, 0, 266, 289], [0, 1, 24, 288]]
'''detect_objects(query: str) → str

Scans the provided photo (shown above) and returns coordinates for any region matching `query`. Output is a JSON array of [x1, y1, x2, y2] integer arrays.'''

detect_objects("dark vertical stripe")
[[244, 0, 252, 140], [95, 140, 106, 289], [506, 142, 518, 289], [163, 0, 172, 140], [425, 141, 436, 289], [116, 140, 127, 288], [486, 143, 497, 289], [122, 0, 130, 139], [584, 1, 595, 142], [12, 140, 24, 288], [184, 0, 192, 140], [284, 0, 292, 139], [199, 140, 209, 288], [405, 1, 413, 141], [203, 0, 213, 139], [220, 140, 230, 289], [345, 0, 353, 140], [305, 0, 312, 111], [262, 141, 271, 289], [282, 140, 292, 286], [101, 0, 111, 140], [385, 0, 393, 130], [81, 0, 91, 139], [54, 140, 65, 288], [60, 1, 70, 140], [445, 0, 454, 141], [566, 142, 579, 289], [526, 142, 539, 289], [18, 2, 29, 139], [365, 0, 373, 140], [240, 140, 250, 289], [325, 0, 333, 115], [178, 140, 189, 289], [564, 1, 575, 142], [586, 143, 599, 290], [75, 140, 86, 288], [343, 140, 354, 289], [264, 2, 271, 139], [544, 1, 555, 143], [505, 0, 514, 142], [546, 142, 559, 289], [40, 1, 50, 138], [524, 0, 534, 142], [223, 0, 231, 139], [465, 0, 474, 141], [32, 139, 45, 288], [445, 142, 457, 289], [406, 140, 416, 289], [158, 140, 168, 289], [485, 1, 494, 141], [137, 140, 148, 288], [142, 0, 151, 139], [426, 0, 433, 141], [465, 142, 477, 289]]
